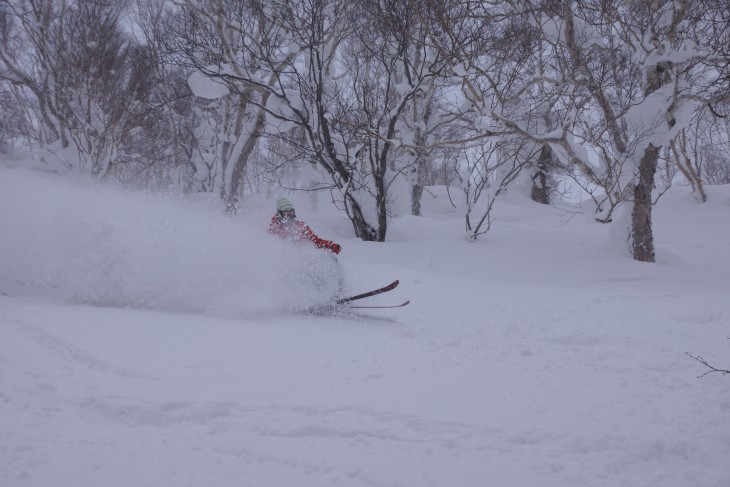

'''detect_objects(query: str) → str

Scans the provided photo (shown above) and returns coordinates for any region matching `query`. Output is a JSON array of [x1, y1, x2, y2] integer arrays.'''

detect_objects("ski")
[[347, 300, 410, 309], [335, 280, 399, 305]]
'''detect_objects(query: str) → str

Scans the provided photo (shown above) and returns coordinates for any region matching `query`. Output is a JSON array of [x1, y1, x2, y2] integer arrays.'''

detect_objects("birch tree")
[[554, 0, 710, 262], [424, 0, 722, 261], [0, 0, 72, 150], [356, 0, 458, 217], [0, 0, 148, 177], [177, 0, 439, 239], [159, 0, 272, 212]]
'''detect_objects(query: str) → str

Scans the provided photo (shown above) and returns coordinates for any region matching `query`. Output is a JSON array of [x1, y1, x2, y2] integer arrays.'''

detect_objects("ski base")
[[347, 300, 410, 309], [303, 300, 410, 315]]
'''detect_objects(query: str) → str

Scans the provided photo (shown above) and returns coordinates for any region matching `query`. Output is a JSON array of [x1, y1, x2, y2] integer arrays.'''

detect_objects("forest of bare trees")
[[1, 0, 728, 260]]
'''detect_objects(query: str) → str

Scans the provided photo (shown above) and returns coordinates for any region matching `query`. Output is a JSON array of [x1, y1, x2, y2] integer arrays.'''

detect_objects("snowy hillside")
[[1, 167, 729, 487]]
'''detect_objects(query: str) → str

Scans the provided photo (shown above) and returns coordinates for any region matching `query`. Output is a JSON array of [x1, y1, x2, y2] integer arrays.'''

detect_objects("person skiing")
[[267, 197, 341, 255]]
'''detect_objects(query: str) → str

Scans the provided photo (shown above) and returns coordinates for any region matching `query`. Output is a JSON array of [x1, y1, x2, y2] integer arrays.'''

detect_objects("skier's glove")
[[330, 243, 341, 255]]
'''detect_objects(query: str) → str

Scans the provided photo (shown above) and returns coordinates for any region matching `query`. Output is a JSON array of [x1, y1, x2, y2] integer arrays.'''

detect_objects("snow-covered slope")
[[1, 168, 729, 487]]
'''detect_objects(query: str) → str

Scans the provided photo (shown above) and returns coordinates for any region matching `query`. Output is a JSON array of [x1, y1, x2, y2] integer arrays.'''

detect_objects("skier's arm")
[[301, 224, 340, 253]]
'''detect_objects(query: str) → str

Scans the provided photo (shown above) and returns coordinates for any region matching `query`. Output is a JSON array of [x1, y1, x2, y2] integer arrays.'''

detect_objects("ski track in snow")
[[2, 285, 729, 487], [3, 316, 158, 381]]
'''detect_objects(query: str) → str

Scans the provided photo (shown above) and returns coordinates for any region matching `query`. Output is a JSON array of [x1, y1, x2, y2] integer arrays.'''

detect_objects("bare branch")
[[686, 352, 730, 378]]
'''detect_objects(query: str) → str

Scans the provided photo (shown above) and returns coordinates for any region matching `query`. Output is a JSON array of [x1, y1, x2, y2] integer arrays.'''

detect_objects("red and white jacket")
[[267, 215, 339, 253]]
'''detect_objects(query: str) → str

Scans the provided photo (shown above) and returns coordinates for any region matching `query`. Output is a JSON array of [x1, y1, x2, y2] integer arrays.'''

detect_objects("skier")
[[267, 198, 342, 255], [268, 198, 408, 309]]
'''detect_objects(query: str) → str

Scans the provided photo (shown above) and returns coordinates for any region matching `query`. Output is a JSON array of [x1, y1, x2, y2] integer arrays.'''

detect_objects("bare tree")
[[355, 0, 460, 217], [157, 0, 275, 212], [0, 0, 74, 150], [421, 0, 723, 261], [0, 82, 25, 154], [669, 127, 706, 201], [176, 0, 445, 239], [693, 106, 730, 187], [558, 0, 715, 261], [414, 0, 549, 237], [0, 0, 152, 177], [656, 1, 730, 195]]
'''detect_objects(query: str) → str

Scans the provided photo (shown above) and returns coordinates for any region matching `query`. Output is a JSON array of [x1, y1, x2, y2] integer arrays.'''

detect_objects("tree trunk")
[[531, 144, 552, 205], [345, 192, 380, 241], [631, 144, 659, 262], [226, 101, 267, 215], [375, 172, 387, 241], [411, 181, 423, 216], [410, 149, 425, 217], [629, 54, 678, 262]]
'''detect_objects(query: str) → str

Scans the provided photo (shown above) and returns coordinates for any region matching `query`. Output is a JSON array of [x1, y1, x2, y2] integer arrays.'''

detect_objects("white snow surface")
[[1, 167, 729, 487], [187, 70, 230, 100]]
